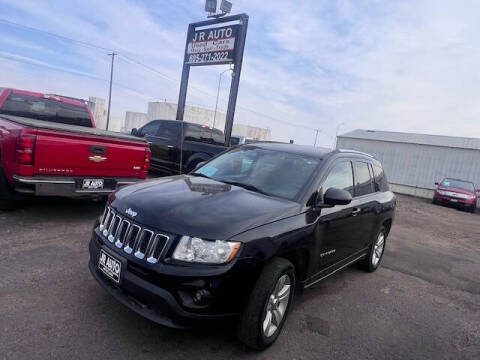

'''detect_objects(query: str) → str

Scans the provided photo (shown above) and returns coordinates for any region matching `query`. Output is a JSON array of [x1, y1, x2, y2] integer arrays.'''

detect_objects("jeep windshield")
[[0, 93, 92, 127], [192, 147, 320, 200]]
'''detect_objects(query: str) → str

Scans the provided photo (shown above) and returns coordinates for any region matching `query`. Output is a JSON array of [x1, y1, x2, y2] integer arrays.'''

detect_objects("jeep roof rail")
[[335, 149, 375, 158]]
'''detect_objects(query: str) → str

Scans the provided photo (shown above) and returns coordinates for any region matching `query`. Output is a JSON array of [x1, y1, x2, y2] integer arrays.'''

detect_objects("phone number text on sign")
[[188, 51, 230, 64]]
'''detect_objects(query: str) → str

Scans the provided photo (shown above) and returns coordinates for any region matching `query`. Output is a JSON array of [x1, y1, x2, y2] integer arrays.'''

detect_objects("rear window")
[[0, 94, 92, 127]]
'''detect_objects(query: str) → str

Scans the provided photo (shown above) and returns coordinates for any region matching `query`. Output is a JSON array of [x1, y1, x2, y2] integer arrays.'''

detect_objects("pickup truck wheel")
[[0, 167, 23, 210], [236, 257, 295, 350], [360, 226, 387, 272]]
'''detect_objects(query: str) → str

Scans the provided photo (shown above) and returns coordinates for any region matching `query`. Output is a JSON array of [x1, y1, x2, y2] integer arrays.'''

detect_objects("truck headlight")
[[172, 236, 241, 264]]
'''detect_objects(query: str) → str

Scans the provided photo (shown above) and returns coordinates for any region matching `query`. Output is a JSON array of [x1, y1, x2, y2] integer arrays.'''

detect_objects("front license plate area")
[[450, 198, 458, 203], [82, 179, 104, 190], [98, 249, 122, 284]]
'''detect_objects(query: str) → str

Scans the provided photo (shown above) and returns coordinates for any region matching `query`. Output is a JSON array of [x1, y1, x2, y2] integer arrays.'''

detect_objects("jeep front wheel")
[[236, 257, 295, 350]]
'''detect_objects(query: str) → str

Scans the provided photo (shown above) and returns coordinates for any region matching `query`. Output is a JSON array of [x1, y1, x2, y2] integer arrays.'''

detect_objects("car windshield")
[[193, 147, 320, 201], [0, 93, 92, 127], [440, 179, 474, 191]]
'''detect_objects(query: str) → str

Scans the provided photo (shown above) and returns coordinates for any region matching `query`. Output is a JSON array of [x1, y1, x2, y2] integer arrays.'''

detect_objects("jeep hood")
[[110, 175, 300, 240]]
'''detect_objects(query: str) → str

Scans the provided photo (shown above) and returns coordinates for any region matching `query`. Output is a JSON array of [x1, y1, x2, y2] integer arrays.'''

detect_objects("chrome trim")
[[124, 224, 141, 254], [304, 253, 367, 289], [97, 206, 170, 264], [115, 220, 130, 249], [134, 229, 154, 259], [13, 175, 75, 184]]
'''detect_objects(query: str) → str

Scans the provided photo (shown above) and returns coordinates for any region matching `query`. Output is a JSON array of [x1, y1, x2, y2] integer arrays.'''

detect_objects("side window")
[[354, 161, 374, 196], [322, 161, 354, 196], [157, 122, 179, 140], [183, 124, 203, 142], [372, 164, 389, 192], [139, 121, 160, 137], [211, 129, 225, 145]]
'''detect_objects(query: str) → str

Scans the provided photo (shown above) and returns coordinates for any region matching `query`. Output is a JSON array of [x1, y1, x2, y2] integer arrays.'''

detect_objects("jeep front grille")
[[98, 206, 169, 264]]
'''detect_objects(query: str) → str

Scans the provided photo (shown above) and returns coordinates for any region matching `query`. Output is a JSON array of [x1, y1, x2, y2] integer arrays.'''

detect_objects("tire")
[[236, 257, 295, 350], [469, 205, 476, 214], [360, 226, 387, 272], [0, 166, 23, 210]]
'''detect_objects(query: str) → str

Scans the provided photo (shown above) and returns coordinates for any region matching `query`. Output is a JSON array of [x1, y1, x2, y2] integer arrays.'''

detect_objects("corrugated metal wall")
[[336, 138, 480, 190]]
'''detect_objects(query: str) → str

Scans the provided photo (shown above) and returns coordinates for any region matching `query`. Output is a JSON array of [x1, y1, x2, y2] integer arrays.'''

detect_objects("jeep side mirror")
[[131, 128, 139, 136], [315, 188, 352, 208], [434, 182, 439, 186]]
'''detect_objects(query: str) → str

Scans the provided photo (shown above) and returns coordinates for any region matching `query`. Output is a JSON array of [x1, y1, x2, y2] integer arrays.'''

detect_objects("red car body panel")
[[0, 88, 150, 198], [433, 185, 477, 207]]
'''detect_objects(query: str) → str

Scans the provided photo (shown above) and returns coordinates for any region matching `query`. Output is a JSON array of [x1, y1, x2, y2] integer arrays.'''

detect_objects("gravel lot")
[[1, 194, 479, 360]]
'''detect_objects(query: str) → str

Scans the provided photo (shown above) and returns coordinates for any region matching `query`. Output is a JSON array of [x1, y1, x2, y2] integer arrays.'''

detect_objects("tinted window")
[[157, 122, 179, 140], [184, 124, 203, 142], [440, 178, 474, 191], [372, 164, 389, 192], [211, 128, 225, 145], [139, 121, 160, 136], [195, 147, 320, 201], [0, 93, 92, 127], [322, 161, 354, 196], [354, 161, 373, 196]]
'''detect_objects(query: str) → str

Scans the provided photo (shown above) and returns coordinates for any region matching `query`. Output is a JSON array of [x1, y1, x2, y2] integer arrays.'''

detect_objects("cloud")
[[0, 0, 479, 145]]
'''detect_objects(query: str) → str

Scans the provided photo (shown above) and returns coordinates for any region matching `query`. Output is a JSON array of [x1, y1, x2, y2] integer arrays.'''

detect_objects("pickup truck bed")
[[0, 114, 150, 208]]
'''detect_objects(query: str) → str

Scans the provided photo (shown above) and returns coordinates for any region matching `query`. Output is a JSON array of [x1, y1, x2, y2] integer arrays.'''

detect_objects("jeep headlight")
[[172, 236, 241, 264]]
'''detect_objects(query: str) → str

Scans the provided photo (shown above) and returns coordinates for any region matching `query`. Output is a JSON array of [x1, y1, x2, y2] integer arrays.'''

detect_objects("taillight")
[[143, 148, 151, 171], [16, 135, 36, 165]]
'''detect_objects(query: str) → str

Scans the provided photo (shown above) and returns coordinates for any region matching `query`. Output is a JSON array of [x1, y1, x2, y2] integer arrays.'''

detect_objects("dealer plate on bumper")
[[82, 179, 104, 190], [98, 250, 122, 284]]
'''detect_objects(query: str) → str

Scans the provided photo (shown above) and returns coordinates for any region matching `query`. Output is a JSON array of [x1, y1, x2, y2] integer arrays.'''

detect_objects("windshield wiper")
[[221, 180, 269, 196]]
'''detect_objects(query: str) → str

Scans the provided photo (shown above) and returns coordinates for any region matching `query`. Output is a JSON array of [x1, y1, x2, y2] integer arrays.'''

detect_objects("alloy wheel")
[[262, 274, 291, 337], [372, 232, 385, 267]]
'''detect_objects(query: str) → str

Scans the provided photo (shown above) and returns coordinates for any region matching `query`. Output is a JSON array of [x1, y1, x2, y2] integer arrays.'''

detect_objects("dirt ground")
[[0, 194, 479, 359]]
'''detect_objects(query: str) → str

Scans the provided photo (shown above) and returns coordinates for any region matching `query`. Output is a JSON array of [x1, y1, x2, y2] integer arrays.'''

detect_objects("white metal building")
[[336, 129, 480, 199]]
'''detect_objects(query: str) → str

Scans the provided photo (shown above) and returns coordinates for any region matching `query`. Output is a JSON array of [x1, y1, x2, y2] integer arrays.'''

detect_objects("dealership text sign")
[[185, 25, 239, 65]]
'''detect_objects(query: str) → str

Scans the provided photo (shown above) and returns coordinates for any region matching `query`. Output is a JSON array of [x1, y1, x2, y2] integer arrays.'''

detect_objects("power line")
[[0, 18, 112, 52], [0, 18, 321, 132]]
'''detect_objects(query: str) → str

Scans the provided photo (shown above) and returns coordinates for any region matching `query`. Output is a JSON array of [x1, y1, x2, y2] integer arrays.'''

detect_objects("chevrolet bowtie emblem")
[[88, 155, 107, 163]]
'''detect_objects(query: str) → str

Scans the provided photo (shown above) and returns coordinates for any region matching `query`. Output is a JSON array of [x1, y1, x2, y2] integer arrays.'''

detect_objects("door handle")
[[167, 145, 174, 148], [351, 208, 361, 216]]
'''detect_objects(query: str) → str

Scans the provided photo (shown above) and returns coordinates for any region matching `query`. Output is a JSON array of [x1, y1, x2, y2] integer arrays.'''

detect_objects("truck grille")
[[98, 206, 170, 264]]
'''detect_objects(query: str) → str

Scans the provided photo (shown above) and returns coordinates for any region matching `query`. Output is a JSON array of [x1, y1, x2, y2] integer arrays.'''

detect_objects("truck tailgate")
[[33, 129, 147, 178]]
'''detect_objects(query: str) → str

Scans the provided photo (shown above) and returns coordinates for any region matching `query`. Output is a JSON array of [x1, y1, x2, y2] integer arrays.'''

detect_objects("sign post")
[[176, 13, 248, 147]]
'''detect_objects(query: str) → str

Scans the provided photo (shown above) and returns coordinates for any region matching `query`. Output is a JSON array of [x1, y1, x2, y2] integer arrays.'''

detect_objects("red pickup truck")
[[0, 88, 151, 210]]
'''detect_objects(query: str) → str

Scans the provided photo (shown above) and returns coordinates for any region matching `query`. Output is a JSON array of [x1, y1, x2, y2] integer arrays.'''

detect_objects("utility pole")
[[213, 68, 231, 129], [314, 129, 321, 147], [106, 52, 117, 130]]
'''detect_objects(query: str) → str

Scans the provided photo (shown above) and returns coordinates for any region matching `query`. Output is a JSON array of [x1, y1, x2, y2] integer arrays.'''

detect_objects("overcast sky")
[[0, 0, 479, 146]]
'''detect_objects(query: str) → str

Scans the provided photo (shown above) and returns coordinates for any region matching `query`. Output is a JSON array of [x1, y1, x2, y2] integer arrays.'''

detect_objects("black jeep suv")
[[88, 143, 395, 349]]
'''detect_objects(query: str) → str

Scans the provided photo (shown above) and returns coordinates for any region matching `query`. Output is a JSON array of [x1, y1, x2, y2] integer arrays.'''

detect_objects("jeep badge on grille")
[[125, 208, 137, 218]]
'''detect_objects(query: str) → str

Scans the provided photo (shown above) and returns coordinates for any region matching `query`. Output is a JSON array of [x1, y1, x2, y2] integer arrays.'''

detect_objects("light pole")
[[213, 68, 232, 130], [106, 52, 116, 130]]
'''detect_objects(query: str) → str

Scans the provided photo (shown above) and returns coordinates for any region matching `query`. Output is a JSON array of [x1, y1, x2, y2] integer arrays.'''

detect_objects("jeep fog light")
[[172, 236, 240, 264]]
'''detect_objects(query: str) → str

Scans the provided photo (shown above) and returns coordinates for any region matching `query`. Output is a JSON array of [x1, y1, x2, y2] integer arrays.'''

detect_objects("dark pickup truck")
[[131, 119, 227, 175]]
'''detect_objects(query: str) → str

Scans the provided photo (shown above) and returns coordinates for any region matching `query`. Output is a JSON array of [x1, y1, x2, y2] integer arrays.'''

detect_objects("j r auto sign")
[[185, 25, 239, 66]]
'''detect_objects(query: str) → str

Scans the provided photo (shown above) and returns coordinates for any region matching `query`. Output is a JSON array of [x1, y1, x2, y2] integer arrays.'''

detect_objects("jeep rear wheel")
[[360, 226, 387, 272], [236, 257, 295, 350]]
